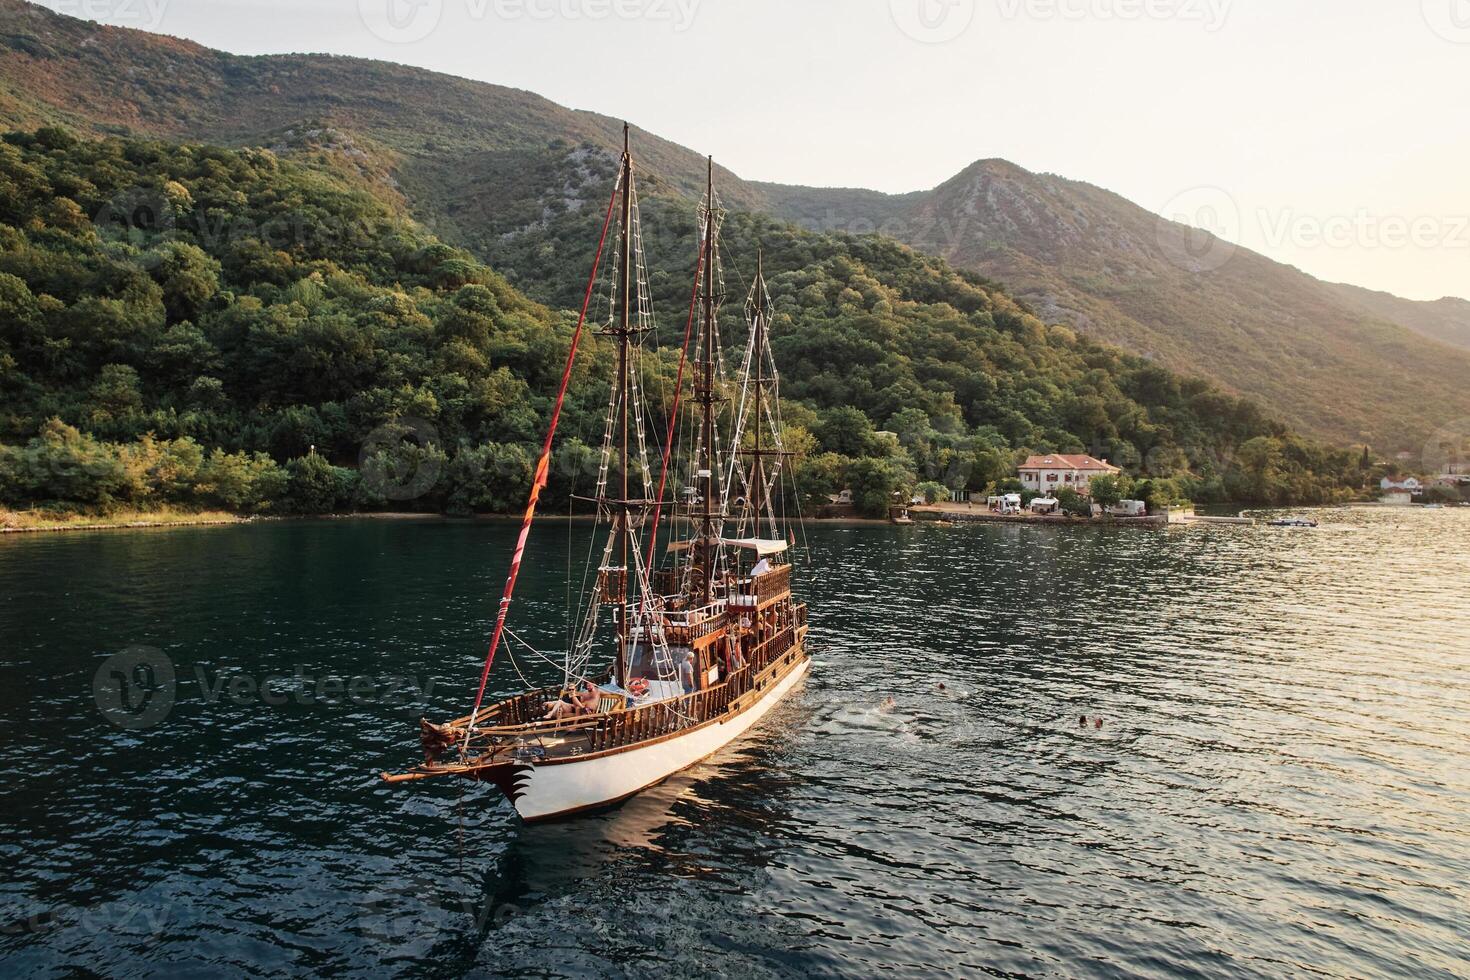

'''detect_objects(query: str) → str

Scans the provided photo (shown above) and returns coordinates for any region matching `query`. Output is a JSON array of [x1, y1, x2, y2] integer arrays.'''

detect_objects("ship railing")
[[728, 564, 792, 609], [628, 599, 727, 647], [459, 625, 803, 756], [586, 625, 800, 754]]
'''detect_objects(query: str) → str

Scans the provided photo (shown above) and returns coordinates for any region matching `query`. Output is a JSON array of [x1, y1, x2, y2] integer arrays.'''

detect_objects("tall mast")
[[616, 125, 634, 673], [750, 250, 766, 535], [696, 157, 720, 606], [740, 248, 787, 546]]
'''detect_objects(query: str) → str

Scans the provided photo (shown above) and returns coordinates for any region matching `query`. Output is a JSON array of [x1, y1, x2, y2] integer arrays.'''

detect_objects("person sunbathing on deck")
[[576, 682, 601, 714], [541, 682, 600, 721], [542, 692, 579, 721]]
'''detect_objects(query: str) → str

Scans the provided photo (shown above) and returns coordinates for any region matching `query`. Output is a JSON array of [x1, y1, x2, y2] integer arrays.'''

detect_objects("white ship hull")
[[509, 653, 809, 822]]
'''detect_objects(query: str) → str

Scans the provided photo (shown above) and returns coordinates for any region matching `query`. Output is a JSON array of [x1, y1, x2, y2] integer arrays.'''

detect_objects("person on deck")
[[541, 681, 600, 720], [542, 692, 580, 721], [679, 653, 696, 695], [577, 681, 601, 714], [750, 556, 773, 577]]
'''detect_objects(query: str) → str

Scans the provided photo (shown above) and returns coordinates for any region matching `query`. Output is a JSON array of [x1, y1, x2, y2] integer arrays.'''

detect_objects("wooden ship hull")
[[392, 632, 808, 822], [511, 650, 807, 822]]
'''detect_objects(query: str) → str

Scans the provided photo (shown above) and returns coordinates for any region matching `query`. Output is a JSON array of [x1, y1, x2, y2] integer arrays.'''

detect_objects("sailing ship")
[[383, 130, 811, 822]]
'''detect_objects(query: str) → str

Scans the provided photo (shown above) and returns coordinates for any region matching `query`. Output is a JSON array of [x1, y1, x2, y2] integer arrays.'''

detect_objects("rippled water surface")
[[2, 508, 1468, 978]]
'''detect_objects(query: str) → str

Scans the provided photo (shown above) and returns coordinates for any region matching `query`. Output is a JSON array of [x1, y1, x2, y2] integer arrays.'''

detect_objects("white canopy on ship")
[[723, 537, 789, 555], [668, 538, 788, 555]]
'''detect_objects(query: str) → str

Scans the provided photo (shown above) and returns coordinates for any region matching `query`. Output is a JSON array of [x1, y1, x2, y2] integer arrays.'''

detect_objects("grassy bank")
[[1, 507, 245, 533]]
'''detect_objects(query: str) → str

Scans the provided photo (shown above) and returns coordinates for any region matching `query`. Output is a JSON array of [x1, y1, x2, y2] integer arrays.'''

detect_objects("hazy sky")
[[43, 0, 1470, 301]]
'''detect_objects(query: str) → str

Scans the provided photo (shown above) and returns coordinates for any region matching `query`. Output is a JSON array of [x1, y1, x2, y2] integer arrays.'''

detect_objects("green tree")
[[197, 449, 287, 512], [285, 452, 355, 514], [446, 442, 533, 514], [1088, 474, 1133, 508], [916, 480, 949, 504], [847, 456, 913, 518], [0, 419, 125, 507], [1055, 486, 1091, 517], [815, 406, 877, 458]]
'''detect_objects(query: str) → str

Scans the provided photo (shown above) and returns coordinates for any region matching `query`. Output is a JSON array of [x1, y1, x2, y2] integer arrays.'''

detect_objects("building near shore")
[[1018, 454, 1120, 496]]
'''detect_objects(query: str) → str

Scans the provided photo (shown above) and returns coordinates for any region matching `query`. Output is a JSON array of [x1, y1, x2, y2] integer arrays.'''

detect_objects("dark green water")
[[1, 508, 1467, 978]]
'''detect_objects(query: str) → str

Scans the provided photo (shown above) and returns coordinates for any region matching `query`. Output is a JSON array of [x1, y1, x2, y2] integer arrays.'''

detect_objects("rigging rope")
[[463, 167, 622, 745]]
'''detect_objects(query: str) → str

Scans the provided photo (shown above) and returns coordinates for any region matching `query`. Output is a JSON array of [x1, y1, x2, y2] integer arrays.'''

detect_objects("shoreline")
[[910, 504, 1168, 527], [1, 500, 1406, 537], [1, 508, 898, 536], [1, 510, 248, 535]]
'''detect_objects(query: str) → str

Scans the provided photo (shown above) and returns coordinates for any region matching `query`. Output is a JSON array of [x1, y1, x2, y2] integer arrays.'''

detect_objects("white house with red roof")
[[1018, 454, 1120, 496]]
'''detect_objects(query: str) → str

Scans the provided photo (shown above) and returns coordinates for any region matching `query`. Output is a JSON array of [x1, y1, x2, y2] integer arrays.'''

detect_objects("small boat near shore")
[[1268, 517, 1319, 528]]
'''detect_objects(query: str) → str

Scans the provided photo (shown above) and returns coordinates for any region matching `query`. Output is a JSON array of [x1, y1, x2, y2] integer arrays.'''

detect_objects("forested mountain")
[[0, 0, 1464, 456], [1319, 282, 1470, 353], [0, 130, 1369, 518], [757, 163, 1470, 451]]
